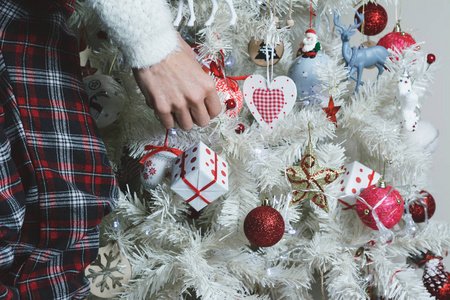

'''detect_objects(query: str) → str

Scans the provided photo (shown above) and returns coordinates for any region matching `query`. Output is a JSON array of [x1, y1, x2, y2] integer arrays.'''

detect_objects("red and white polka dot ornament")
[[337, 161, 381, 209], [171, 141, 229, 211], [243, 75, 296, 129]]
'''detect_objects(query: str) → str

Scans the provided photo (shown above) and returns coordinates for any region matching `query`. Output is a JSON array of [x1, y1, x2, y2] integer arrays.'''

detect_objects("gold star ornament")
[[286, 141, 343, 212]]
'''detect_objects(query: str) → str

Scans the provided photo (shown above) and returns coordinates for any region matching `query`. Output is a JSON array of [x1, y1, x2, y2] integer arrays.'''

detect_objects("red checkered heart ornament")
[[243, 75, 296, 128]]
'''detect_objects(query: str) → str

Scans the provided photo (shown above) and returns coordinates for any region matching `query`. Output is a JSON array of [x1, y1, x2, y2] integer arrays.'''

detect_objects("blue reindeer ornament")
[[334, 11, 389, 93]]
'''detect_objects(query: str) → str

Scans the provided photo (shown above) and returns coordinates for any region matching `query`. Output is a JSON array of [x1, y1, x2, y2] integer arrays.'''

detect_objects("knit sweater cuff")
[[87, 0, 179, 69]]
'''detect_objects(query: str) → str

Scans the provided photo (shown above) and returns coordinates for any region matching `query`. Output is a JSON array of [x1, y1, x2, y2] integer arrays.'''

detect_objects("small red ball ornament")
[[226, 99, 237, 110], [409, 190, 436, 223], [244, 205, 285, 247], [356, 2, 388, 36], [423, 257, 450, 300], [235, 123, 245, 134], [356, 181, 404, 230], [427, 53, 436, 64], [377, 30, 416, 54]]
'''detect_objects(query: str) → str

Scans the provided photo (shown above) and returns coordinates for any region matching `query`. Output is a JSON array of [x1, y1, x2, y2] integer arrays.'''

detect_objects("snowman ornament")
[[396, 71, 420, 132]]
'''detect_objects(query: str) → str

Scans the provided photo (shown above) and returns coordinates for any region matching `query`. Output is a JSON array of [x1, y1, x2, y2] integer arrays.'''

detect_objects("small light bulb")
[[288, 228, 297, 235]]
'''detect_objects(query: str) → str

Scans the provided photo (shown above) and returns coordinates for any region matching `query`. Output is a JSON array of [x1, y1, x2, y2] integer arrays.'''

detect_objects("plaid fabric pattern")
[[252, 88, 285, 124], [0, 1, 118, 299]]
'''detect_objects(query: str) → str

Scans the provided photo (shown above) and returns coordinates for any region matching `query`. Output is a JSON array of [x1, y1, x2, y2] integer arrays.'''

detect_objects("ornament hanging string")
[[140, 130, 183, 164], [309, 0, 316, 28], [209, 50, 249, 93], [395, 0, 402, 27]]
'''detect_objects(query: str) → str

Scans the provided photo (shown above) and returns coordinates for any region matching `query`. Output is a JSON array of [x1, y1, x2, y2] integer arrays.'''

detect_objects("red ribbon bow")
[[140, 130, 183, 164], [208, 50, 249, 94], [181, 151, 218, 205]]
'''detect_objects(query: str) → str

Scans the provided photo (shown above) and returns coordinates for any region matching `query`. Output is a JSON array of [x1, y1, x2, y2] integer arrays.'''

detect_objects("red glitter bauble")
[[427, 53, 436, 64], [409, 190, 436, 223], [356, 184, 404, 230], [377, 31, 416, 54], [423, 257, 450, 300], [356, 2, 388, 36], [244, 206, 285, 247]]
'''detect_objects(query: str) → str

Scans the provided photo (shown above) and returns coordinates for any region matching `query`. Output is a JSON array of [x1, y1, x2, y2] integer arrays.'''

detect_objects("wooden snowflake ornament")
[[85, 243, 131, 298]]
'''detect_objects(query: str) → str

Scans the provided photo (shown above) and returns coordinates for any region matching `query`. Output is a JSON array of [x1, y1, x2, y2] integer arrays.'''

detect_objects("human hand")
[[133, 35, 221, 131]]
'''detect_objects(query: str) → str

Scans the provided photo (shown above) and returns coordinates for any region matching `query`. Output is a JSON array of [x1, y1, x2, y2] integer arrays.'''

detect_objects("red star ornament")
[[81, 60, 98, 78], [322, 96, 341, 127], [285, 141, 343, 212]]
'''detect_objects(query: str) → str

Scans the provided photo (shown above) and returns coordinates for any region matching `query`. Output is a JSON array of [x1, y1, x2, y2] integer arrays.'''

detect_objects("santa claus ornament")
[[423, 256, 450, 299], [296, 29, 321, 58], [356, 177, 404, 242]]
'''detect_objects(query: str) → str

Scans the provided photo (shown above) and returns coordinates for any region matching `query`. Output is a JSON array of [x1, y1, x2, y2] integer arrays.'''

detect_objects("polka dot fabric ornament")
[[244, 203, 285, 247], [356, 2, 388, 36], [356, 180, 404, 230], [423, 257, 450, 299], [409, 190, 436, 223]]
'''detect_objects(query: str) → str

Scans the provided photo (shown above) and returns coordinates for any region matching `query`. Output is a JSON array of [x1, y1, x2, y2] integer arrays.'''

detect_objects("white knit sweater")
[[87, 0, 179, 69]]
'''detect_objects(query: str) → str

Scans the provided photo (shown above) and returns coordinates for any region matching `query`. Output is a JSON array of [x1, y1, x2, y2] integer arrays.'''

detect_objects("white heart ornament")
[[243, 75, 296, 128]]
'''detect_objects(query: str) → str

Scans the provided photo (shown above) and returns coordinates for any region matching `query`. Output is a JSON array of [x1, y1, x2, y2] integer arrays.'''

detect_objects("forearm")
[[86, 0, 179, 68]]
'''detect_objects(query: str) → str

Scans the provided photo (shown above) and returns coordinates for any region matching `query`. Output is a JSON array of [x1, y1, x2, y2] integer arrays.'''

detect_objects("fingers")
[[204, 84, 222, 118]]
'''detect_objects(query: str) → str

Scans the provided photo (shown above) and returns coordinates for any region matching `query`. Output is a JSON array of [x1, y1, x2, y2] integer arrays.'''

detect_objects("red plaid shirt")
[[0, 1, 118, 298]]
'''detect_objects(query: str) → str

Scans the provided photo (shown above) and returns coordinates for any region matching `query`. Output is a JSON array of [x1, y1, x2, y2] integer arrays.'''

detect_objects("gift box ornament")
[[171, 142, 229, 211], [337, 161, 381, 208]]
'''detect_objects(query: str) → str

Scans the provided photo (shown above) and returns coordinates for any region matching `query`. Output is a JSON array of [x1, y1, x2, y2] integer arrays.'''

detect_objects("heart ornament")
[[243, 75, 296, 128]]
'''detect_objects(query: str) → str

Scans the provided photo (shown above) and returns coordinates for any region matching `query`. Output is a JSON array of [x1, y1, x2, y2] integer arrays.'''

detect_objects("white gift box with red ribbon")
[[337, 161, 381, 208], [171, 142, 229, 211]]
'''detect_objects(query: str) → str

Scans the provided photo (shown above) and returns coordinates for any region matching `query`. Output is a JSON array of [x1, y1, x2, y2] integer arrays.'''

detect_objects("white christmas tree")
[[70, 0, 450, 299]]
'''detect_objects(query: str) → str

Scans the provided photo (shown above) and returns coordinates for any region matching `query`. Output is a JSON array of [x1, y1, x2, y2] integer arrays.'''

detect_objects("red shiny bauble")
[[356, 184, 404, 230], [423, 257, 450, 300], [427, 53, 436, 64], [235, 123, 245, 134], [377, 31, 416, 54], [409, 190, 436, 223], [226, 99, 237, 110], [244, 206, 285, 247], [356, 2, 388, 36]]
